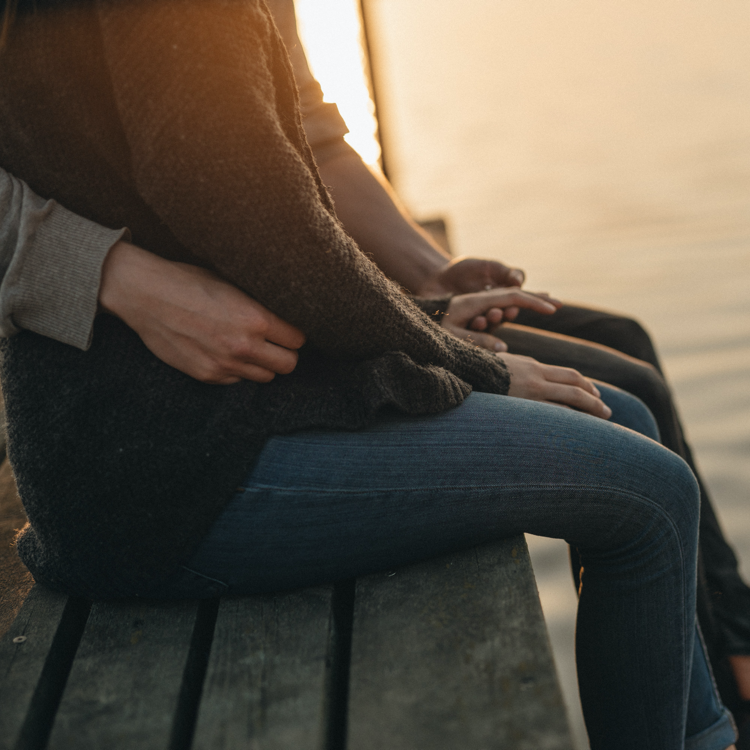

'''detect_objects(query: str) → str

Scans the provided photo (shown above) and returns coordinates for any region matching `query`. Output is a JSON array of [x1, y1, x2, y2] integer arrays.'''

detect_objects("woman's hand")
[[500, 353, 612, 419], [441, 288, 562, 352], [99, 241, 305, 384]]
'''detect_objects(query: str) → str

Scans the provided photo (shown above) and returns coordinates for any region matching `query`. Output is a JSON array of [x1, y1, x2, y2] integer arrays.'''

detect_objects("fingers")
[[444, 290, 560, 336], [250, 340, 300, 375], [541, 363, 601, 397], [501, 305, 520, 322], [212, 363, 276, 385], [538, 366, 610, 418], [200, 328, 300, 383], [420, 257, 528, 296], [534, 364, 611, 417], [469, 308, 504, 331], [501, 353, 611, 419], [483, 259, 525, 288], [459, 289, 560, 320], [469, 316, 488, 331], [484, 289, 561, 314], [264, 314, 306, 351], [447, 325, 508, 352], [486, 307, 504, 325], [545, 383, 612, 418]]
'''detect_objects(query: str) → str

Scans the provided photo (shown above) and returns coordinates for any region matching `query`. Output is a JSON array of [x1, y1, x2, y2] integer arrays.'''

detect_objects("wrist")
[[98, 240, 166, 321], [412, 254, 452, 297], [362, 230, 449, 296]]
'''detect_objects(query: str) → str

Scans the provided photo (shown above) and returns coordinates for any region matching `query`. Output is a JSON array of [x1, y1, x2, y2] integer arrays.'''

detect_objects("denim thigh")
[[187, 389, 680, 595]]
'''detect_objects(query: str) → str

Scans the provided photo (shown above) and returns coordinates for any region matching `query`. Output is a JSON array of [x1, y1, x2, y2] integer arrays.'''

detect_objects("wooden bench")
[[1, 535, 574, 750]]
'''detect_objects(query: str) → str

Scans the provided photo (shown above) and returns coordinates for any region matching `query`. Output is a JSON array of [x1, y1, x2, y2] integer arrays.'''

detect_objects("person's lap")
[[186, 388, 668, 594], [160, 388, 732, 748]]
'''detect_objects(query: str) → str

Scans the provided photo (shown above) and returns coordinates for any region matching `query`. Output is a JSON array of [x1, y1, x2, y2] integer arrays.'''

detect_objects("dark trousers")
[[509, 304, 750, 712]]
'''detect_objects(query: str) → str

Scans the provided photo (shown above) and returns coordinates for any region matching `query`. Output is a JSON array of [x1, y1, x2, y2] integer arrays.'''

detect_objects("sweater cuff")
[[409, 296, 452, 324], [2, 199, 129, 350]]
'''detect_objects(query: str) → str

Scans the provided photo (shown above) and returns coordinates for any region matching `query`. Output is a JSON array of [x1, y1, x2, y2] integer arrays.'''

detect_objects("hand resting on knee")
[[439, 288, 610, 418], [500, 353, 612, 419]]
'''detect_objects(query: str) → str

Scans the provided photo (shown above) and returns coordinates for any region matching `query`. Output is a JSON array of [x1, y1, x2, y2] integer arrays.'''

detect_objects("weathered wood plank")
[[192, 587, 335, 750], [347, 536, 574, 750], [47, 599, 199, 750], [0, 585, 79, 750]]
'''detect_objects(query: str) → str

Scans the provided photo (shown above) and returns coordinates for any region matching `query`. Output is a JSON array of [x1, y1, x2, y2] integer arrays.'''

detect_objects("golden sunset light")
[[294, 0, 381, 166], [0, 4, 748, 750]]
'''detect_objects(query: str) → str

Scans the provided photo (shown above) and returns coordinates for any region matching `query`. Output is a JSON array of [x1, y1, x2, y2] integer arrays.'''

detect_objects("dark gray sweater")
[[0, 0, 509, 597]]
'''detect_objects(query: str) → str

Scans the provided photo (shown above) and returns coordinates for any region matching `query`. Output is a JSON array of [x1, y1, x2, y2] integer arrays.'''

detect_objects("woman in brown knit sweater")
[[0, 1, 738, 747]]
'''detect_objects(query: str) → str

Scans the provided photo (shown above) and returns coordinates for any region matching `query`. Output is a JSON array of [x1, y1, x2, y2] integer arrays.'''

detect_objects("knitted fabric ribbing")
[[0, 0, 509, 597]]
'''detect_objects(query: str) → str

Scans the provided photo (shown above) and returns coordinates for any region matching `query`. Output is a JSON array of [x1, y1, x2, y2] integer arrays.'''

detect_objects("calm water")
[[366, 1, 750, 746]]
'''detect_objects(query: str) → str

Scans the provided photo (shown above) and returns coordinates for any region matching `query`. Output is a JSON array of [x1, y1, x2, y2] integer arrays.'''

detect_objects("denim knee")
[[576, 444, 699, 572], [599, 384, 660, 441], [635, 450, 700, 551]]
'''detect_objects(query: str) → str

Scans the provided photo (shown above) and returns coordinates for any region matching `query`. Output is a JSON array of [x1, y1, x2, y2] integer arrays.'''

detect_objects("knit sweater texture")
[[0, 0, 510, 597]]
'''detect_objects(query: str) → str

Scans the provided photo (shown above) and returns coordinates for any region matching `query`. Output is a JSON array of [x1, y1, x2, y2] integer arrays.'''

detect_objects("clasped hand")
[[440, 287, 561, 352], [440, 288, 611, 419]]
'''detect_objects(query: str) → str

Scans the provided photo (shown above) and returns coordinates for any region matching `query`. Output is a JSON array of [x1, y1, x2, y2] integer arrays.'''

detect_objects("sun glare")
[[294, 0, 382, 167]]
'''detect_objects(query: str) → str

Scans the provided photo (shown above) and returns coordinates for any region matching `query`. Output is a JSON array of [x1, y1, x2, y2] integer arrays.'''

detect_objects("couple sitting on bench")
[[0, 1, 745, 747]]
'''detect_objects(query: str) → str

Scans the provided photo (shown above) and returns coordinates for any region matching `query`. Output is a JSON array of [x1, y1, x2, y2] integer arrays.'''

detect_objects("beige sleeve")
[[0, 168, 129, 349]]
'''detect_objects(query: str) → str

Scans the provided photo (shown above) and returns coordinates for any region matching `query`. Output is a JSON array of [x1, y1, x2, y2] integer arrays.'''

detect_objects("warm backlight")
[[294, 0, 382, 166]]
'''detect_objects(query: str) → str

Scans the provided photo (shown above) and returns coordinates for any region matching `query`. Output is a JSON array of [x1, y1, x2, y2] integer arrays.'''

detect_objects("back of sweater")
[[0, 0, 509, 597]]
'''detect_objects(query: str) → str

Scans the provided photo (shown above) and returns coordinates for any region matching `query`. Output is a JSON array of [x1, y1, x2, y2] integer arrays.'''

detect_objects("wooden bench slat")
[[47, 599, 199, 750], [0, 585, 78, 750], [346, 536, 574, 750], [2, 547, 574, 748], [192, 587, 334, 750]]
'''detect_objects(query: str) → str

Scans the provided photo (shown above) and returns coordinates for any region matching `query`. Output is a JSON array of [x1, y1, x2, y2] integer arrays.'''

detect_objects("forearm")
[[315, 142, 526, 303], [317, 145, 450, 294], [267, 0, 450, 294]]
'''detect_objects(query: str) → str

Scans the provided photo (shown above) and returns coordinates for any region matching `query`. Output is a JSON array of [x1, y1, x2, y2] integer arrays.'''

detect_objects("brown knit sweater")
[[0, 0, 510, 597]]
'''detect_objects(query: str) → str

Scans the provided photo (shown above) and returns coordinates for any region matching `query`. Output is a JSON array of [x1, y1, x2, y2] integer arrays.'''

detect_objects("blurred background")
[[294, 1, 750, 746]]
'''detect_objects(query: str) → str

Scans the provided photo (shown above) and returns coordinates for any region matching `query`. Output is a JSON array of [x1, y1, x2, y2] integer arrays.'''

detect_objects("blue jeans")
[[162, 387, 736, 749]]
